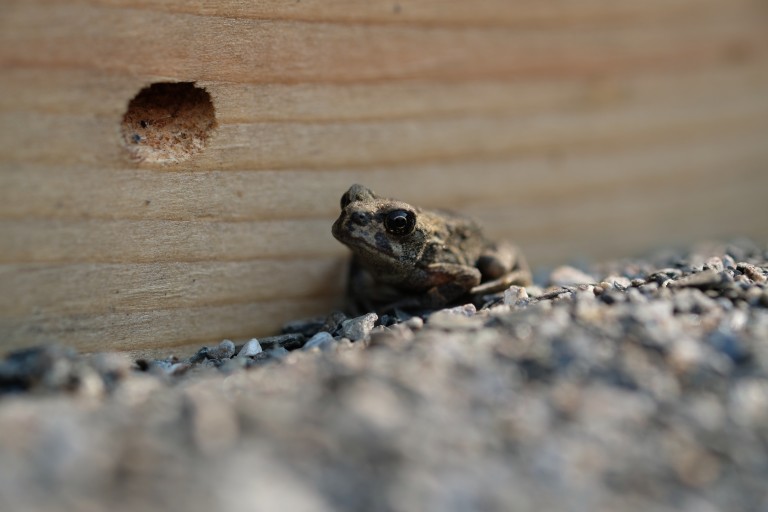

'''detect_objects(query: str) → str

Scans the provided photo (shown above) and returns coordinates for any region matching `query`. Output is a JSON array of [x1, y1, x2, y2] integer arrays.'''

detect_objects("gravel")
[[236, 338, 263, 358], [303, 331, 336, 351], [1, 241, 767, 512], [337, 312, 378, 341]]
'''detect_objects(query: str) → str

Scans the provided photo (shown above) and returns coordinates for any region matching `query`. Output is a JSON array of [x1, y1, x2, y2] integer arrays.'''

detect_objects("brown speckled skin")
[[332, 184, 530, 311]]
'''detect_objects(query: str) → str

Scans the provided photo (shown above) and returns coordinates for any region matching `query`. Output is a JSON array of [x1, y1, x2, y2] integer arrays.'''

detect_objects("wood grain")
[[1, 0, 767, 354]]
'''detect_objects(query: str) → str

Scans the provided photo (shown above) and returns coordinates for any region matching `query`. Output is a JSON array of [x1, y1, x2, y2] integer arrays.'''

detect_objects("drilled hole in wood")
[[120, 82, 217, 164]]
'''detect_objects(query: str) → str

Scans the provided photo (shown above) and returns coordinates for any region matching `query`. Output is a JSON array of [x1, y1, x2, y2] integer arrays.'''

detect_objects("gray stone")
[[303, 332, 335, 351], [549, 265, 596, 287], [427, 304, 484, 330], [338, 313, 378, 342], [403, 316, 424, 330], [236, 339, 263, 358], [281, 316, 326, 337], [538, 287, 573, 301], [503, 286, 529, 306], [672, 288, 718, 314], [218, 357, 249, 373], [160, 362, 190, 376], [265, 346, 290, 360], [438, 303, 477, 316], [705, 257, 724, 272], [729, 378, 768, 429], [604, 275, 632, 289], [207, 340, 236, 360], [259, 333, 306, 350], [737, 262, 766, 284], [669, 269, 730, 290]]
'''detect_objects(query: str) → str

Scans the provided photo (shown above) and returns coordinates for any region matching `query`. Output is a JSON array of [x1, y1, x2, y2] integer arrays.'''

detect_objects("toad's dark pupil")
[[340, 193, 351, 210], [384, 209, 415, 235]]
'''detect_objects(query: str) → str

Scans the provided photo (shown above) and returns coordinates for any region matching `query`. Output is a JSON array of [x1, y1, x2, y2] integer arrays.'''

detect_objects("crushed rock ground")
[[1, 241, 768, 512]]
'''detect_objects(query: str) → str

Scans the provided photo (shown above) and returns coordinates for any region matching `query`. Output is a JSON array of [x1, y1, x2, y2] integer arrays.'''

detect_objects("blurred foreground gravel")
[[1, 241, 768, 512]]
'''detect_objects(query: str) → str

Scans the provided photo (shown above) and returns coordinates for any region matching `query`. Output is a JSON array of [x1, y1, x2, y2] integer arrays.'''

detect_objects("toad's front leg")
[[471, 242, 532, 295]]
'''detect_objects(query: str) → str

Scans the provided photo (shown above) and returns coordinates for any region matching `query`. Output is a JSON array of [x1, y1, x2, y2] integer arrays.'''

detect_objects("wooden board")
[[1, 0, 768, 355]]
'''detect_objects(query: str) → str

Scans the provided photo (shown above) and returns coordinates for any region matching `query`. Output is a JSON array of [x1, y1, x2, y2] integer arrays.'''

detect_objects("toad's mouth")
[[332, 222, 399, 260]]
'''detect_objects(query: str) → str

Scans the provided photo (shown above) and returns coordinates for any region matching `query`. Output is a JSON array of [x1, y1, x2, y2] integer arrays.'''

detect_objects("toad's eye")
[[340, 192, 352, 210], [384, 209, 416, 236]]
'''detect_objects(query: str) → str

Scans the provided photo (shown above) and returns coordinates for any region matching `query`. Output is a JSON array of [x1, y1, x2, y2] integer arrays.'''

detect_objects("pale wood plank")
[[1, 128, 766, 272], [2, 2, 765, 84], [4, 64, 767, 123], [0, 219, 339, 264], [478, 165, 768, 264], [40, 0, 765, 28], [2, 80, 767, 169], [195, 94, 768, 171], [211, 67, 768, 123], [0, 258, 345, 317], [0, 297, 339, 354], [1, 125, 766, 224]]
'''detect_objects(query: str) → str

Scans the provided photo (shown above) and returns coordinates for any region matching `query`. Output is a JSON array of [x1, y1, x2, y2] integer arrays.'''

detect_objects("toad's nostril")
[[350, 212, 370, 226]]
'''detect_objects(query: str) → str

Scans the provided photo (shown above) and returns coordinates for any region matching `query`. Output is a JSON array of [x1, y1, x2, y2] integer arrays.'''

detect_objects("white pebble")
[[303, 331, 335, 351], [237, 339, 263, 358]]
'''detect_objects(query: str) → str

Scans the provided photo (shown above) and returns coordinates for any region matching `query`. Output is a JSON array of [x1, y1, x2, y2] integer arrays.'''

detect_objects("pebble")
[[427, 311, 484, 330], [672, 288, 718, 314], [168, 362, 192, 376], [322, 311, 349, 335], [188, 340, 237, 363], [549, 265, 596, 287], [183, 386, 240, 455], [188, 347, 209, 364], [207, 340, 236, 360], [438, 303, 477, 316], [657, 267, 684, 278], [303, 332, 335, 351], [338, 313, 378, 342], [368, 327, 413, 350], [236, 339, 263, 358], [259, 333, 306, 350], [604, 275, 632, 289], [403, 316, 424, 330], [265, 346, 290, 360], [378, 314, 400, 327], [503, 286, 529, 306], [669, 269, 728, 290], [729, 378, 768, 429], [538, 287, 573, 300], [626, 288, 648, 304], [639, 281, 659, 294], [668, 336, 704, 374], [708, 329, 750, 364], [217, 357, 249, 373], [737, 262, 766, 283], [0, 345, 74, 390], [705, 257, 724, 272], [281, 316, 327, 337]]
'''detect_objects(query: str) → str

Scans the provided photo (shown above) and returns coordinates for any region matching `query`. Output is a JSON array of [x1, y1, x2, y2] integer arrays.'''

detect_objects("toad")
[[331, 184, 531, 312]]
